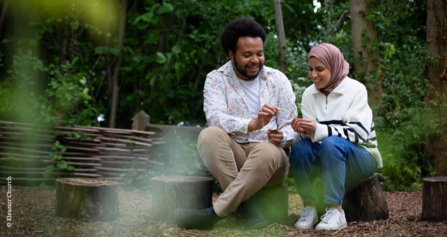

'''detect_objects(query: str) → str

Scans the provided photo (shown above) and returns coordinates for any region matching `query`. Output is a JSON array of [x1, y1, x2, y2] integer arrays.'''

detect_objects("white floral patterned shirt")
[[203, 61, 298, 148]]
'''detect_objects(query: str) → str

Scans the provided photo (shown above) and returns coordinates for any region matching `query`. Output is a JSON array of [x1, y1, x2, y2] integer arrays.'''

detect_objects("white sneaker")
[[294, 206, 318, 230], [315, 207, 347, 230]]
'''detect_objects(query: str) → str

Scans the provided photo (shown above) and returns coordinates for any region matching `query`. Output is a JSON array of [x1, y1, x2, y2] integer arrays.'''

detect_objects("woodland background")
[[0, 0, 446, 192]]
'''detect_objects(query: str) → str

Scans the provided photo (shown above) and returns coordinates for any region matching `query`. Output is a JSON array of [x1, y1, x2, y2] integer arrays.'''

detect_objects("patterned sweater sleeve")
[[203, 72, 251, 134], [277, 72, 299, 148]]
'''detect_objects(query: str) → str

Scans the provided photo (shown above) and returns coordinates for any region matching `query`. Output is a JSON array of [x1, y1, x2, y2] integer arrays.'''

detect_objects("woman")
[[290, 43, 382, 231]]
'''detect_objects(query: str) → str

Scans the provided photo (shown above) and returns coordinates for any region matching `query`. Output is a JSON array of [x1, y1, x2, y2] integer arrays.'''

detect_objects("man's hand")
[[248, 104, 280, 131], [291, 117, 317, 135], [267, 129, 283, 146]]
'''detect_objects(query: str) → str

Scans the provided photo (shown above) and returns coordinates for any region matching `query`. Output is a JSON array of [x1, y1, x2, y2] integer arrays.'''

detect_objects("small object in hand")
[[271, 129, 278, 132]]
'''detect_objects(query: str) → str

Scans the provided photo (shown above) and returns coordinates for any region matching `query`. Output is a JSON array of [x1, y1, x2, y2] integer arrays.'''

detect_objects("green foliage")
[[0, 53, 99, 125], [120, 157, 151, 186], [44, 141, 75, 178], [0, 0, 437, 191], [40, 58, 99, 125], [365, 1, 430, 191], [378, 110, 434, 191]]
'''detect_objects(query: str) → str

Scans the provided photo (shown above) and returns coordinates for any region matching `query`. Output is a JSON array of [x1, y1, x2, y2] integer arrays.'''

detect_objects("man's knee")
[[251, 142, 282, 161], [198, 127, 226, 143]]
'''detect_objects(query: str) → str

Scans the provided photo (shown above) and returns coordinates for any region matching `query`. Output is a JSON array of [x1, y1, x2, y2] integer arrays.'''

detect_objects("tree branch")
[[85, 48, 105, 107], [95, 48, 120, 102], [193, 50, 209, 90]]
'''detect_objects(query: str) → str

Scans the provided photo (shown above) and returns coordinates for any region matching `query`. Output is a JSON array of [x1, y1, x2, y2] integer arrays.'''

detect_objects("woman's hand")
[[267, 129, 283, 146], [291, 117, 317, 135]]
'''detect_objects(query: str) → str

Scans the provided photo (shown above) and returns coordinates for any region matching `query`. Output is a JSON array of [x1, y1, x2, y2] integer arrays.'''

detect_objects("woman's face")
[[308, 57, 331, 90]]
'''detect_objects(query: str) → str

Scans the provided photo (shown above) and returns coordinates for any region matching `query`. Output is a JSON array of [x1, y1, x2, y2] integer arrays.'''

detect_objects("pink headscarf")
[[308, 43, 349, 96]]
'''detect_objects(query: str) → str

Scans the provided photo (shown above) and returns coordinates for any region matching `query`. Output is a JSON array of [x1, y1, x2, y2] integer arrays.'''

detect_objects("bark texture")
[[55, 178, 119, 221], [273, 0, 287, 72], [350, 0, 382, 108], [421, 177, 447, 221], [315, 173, 389, 222], [109, 0, 127, 128], [151, 176, 213, 222], [425, 0, 447, 175], [342, 173, 389, 222]]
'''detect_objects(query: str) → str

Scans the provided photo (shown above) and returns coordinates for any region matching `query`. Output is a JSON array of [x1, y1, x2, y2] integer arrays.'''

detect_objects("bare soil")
[[0, 185, 446, 237]]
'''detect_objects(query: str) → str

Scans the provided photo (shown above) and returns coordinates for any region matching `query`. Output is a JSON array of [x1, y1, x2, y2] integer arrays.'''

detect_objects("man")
[[175, 17, 297, 230]]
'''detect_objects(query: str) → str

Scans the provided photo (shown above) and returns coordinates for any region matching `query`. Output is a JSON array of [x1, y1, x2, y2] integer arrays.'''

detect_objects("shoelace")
[[299, 206, 314, 222], [320, 207, 338, 224]]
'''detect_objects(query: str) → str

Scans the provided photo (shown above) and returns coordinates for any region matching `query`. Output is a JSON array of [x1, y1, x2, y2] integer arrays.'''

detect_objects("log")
[[314, 173, 389, 222], [342, 173, 389, 222], [256, 183, 288, 223], [55, 178, 119, 221], [421, 177, 447, 221], [151, 176, 213, 222]]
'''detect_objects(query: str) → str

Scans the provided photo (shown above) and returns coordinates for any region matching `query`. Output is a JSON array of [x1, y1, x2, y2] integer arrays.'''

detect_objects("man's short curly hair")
[[221, 17, 266, 56]]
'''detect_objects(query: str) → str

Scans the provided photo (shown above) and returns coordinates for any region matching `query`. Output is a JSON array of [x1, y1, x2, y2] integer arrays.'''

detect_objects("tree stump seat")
[[151, 176, 288, 223], [55, 178, 119, 222], [151, 176, 214, 222], [315, 173, 389, 222], [254, 183, 289, 223], [421, 177, 447, 221]]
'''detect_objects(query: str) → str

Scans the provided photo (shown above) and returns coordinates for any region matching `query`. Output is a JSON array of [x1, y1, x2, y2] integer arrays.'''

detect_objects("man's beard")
[[233, 56, 263, 80]]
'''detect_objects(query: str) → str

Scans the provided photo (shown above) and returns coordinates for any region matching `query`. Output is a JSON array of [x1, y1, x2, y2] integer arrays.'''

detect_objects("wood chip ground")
[[0, 186, 446, 236]]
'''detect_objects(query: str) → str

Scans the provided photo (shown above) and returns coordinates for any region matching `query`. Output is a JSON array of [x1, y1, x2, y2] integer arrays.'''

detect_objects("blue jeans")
[[290, 136, 377, 205]]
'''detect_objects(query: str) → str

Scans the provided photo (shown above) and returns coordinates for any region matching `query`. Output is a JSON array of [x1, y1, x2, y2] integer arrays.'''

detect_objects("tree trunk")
[[0, 0, 9, 40], [421, 177, 447, 221], [151, 176, 213, 222], [273, 0, 287, 72], [314, 173, 389, 222], [109, 0, 127, 128], [425, 0, 447, 176], [350, 0, 382, 109], [55, 178, 119, 221]]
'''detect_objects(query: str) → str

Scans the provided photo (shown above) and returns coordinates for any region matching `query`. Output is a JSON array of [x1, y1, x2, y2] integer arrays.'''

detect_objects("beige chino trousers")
[[197, 127, 289, 217]]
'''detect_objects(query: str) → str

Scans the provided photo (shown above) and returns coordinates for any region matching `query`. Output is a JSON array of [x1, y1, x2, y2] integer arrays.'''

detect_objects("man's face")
[[229, 36, 265, 81]]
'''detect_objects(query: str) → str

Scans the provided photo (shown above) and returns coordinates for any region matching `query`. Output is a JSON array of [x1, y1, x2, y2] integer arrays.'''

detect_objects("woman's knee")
[[320, 136, 342, 147], [319, 136, 346, 153], [318, 136, 349, 162]]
